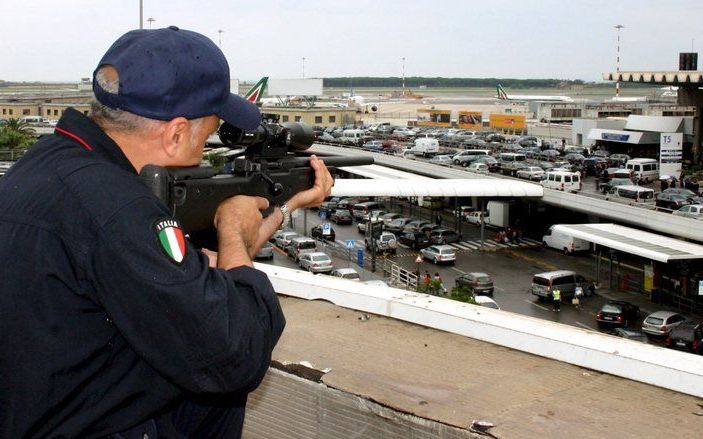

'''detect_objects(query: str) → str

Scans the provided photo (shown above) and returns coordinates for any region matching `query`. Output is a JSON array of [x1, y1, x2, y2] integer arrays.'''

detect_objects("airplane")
[[243, 76, 282, 106], [495, 84, 573, 102]]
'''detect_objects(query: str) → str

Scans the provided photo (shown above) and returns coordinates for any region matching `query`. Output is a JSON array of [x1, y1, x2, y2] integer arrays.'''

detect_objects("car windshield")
[[533, 277, 550, 286], [475, 276, 492, 283], [381, 235, 394, 242], [601, 304, 622, 313], [440, 249, 455, 255], [299, 241, 317, 250], [645, 317, 664, 325], [312, 255, 330, 262], [670, 326, 696, 341], [479, 301, 499, 309]]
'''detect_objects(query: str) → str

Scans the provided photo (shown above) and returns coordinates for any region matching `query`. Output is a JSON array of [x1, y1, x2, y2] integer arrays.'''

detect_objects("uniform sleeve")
[[88, 196, 285, 394]]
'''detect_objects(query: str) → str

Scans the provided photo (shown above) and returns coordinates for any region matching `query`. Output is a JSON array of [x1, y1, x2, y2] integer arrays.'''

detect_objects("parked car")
[[596, 301, 641, 328], [467, 162, 489, 174], [473, 156, 500, 172], [254, 241, 274, 260], [655, 192, 691, 211], [641, 311, 687, 337], [608, 153, 631, 166], [474, 295, 500, 309], [274, 231, 299, 249], [330, 268, 361, 281], [563, 153, 585, 164], [311, 224, 336, 241], [365, 231, 398, 254], [429, 228, 462, 244], [380, 212, 403, 227], [385, 217, 413, 234], [455, 272, 494, 296], [285, 236, 317, 261], [665, 321, 703, 354], [398, 232, 431, 250], [298, 252, 334, 273], [516, 166, 545, 181], [318, 201, 338, 215], [362, 140, 385, 151], [672, 204, 703, 219], [429, 155, 453, 166], [613, 328, 649, 343], [605, 185, 656, 207], [402, 220, 431, 234], [330, 209, 353, 224], [599, 177, 635, 194], [420, 245, 457, 264]]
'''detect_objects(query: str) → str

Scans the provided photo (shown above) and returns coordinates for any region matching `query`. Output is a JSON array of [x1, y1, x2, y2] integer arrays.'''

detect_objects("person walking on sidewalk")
[[573, 286, 583, 309], [552, 287, 561, 312]]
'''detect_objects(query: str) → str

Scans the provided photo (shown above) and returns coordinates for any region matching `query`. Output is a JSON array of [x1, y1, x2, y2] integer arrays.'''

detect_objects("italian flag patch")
[[154, 219, 186, 263]]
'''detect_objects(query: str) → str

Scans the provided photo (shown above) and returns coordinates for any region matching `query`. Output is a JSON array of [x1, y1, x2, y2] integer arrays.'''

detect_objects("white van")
[[540, 171, 581, 192], [604, 185, 656, 207], [339, 129, 365, 146], [541, 225, 591, 254], [410, 138, 439, 157], [625, 158, 659, 183], [19, 116, 43, 124]]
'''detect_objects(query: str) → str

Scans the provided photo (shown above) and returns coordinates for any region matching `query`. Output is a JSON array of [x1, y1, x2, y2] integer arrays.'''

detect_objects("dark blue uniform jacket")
[[0, 108, 285, 437]]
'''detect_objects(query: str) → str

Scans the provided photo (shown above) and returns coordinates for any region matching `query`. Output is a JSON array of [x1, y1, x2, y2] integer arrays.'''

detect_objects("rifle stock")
[[140, 155, 373, 233]]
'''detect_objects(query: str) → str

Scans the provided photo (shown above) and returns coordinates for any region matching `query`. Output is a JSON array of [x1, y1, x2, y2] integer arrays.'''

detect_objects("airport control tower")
[[603, 52, 703, 163]]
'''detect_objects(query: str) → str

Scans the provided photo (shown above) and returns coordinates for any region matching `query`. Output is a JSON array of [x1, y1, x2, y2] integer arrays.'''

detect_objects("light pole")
[[401, 57, 406, 96], [139, 0, 143, 29], [302, 57, 306, 78], [217, 30, 224, 48], [614, 24, 624, 98], [147, 17, 155, 29]]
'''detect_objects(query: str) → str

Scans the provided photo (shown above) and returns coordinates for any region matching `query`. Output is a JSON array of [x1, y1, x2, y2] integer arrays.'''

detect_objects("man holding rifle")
[[0, 27, 333, 437]]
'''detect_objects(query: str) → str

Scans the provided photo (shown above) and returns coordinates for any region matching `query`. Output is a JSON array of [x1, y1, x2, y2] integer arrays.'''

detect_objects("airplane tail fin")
[[245, 77, 268, 104], [496, 84, 508, 100]]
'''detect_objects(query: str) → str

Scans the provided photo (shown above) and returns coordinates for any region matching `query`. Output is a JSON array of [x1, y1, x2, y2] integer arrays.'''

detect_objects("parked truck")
[[485, 201, 511, 228], [407, 138, 439, 157]]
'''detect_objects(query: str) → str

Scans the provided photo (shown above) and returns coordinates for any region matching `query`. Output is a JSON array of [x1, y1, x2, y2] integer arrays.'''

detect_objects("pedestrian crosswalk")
[[446, 237, 541, 251]]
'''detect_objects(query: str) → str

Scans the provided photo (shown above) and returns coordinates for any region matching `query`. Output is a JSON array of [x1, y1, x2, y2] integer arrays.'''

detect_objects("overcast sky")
[[2, 0, 701, 82]]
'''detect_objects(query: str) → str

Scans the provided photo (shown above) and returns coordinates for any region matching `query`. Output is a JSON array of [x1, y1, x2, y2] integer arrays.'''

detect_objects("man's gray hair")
[[89, 66, 207, 141], [89, 66, 166, 134]]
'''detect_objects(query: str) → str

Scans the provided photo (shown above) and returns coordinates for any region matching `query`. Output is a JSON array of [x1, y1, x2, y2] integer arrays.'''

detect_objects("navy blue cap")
[[93, 26, 260, 131]]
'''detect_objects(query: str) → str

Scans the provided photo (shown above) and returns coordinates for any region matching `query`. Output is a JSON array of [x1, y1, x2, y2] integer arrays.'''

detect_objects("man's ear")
[[161, 117, 189, 157]]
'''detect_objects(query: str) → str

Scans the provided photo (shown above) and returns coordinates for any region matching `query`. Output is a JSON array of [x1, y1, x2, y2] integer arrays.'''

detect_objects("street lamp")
[[401, 57, 406, 96], [614, 24, 624, 98], [217, 30, 224, 48], [147, 17, 156, 29], [302, 57, 306, 78]]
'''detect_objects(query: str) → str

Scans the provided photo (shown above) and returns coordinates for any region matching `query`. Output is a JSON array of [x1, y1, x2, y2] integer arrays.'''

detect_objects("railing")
[[0, 149, 25, 161], [382, 259, 418, 291]]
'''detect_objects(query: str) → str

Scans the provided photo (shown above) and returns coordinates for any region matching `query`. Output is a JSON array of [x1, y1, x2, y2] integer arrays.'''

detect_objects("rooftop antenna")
[[147, 17, 155, 29]]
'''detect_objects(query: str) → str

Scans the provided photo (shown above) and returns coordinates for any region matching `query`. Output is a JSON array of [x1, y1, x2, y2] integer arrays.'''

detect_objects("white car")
[[420, 245, 456, 264], [273, 230, 299, 248], [516, 166, 545, 181], [298, 252, 334, 273], [429, 155, 453, 166], [672, 204, 703, 219], [330, 268, 361, 281], [474, 295, 500, 310], [467, 162, 489, 174]]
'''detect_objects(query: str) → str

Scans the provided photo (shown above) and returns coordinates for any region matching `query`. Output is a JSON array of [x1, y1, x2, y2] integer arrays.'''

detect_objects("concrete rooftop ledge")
[[256, 263, 703, 398]]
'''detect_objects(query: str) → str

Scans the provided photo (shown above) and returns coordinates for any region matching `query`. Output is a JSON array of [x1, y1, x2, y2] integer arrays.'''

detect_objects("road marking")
[[507, 250, 559, 271], [494, 286, 506, 292], [460, 241, 480, 250], [453, 242, 473, 250], [481, 240, 497, 247], [523, 238, 541, 245], [525, 299, 550, 311], [450, 267, 467, 275], [574, 322, 593, 330]]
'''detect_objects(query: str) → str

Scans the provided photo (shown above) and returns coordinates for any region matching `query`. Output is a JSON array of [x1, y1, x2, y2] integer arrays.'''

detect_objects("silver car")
[[254, 242, 274, 260], [330, 268, 361, 281], [274, 231, 299, 249], [429, 155, 453, 166], [672, 204, 703, 219], [298, 252, 334, 273], [420, 245, 456, 264], [641, 311, 686, 337]]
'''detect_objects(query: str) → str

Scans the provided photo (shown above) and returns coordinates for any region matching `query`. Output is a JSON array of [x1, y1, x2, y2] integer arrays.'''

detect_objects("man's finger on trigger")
[[256, 197, 269, 210]]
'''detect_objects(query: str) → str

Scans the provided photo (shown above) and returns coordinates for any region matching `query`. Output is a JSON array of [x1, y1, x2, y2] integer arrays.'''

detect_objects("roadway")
[[259, 205, 665, 340]]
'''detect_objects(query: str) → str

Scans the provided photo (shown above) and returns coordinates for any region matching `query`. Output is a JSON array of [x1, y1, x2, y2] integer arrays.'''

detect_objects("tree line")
[[322, 77, 652, 88]]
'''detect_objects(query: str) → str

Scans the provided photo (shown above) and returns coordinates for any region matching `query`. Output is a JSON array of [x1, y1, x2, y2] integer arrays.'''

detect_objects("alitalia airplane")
[[495, 84, 573, 102]]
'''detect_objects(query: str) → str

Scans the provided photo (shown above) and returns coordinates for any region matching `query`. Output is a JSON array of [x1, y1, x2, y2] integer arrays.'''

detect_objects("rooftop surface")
[[271, 295, 703, 438]]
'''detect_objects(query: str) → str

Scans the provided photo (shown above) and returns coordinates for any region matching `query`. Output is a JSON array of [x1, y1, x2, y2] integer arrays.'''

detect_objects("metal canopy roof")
[[603, 71, 703, 86], [587, 128, 661, 144], [331, 176, 544, 198], [552, 223, 703, 262]]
